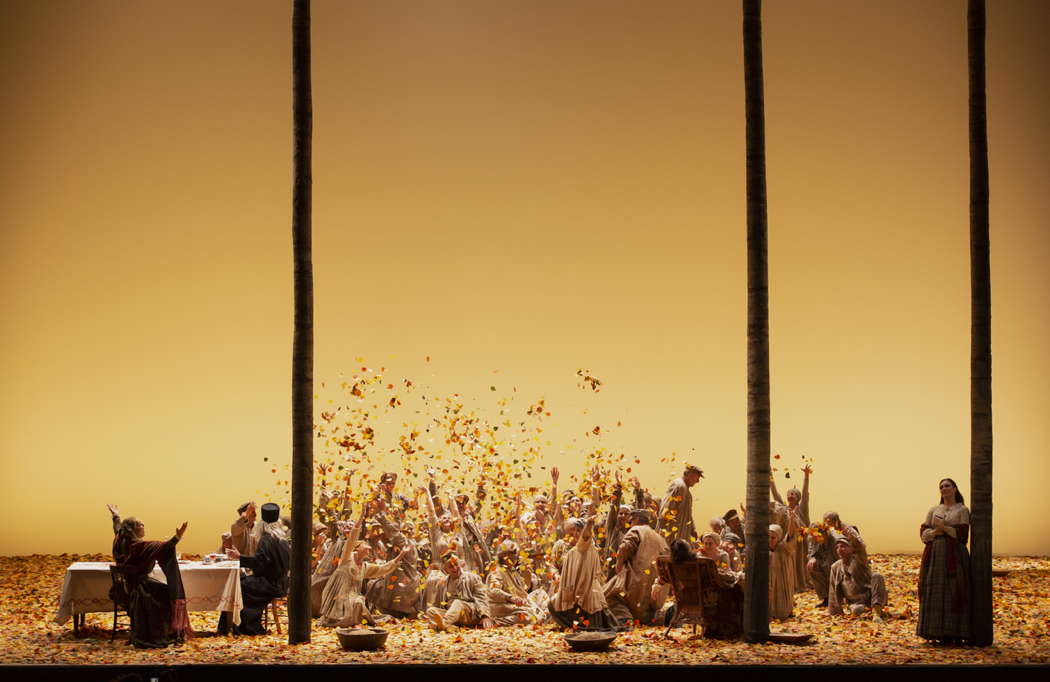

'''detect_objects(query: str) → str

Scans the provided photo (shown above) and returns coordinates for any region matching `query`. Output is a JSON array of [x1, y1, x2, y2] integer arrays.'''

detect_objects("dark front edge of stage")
[[4, 664, 1050, 682]]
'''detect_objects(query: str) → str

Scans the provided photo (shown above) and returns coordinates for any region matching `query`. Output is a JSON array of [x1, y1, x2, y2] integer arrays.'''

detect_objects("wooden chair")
[[263, 597, 286, 634], [657, 556, 743, 640], [107, 565, 134, 641]]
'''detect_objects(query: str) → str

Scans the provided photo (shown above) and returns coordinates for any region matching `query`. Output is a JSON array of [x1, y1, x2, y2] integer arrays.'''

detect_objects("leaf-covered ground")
[[3, 553, 1048, 666]]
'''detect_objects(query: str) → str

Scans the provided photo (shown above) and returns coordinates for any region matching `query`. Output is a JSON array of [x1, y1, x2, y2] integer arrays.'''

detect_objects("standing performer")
[[917, 478, 972, 643], [656, 465, 703, 543], [772, 465, 812, 592]]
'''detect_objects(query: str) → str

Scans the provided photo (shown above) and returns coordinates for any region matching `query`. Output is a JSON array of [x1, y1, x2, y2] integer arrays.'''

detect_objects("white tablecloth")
[[54, 561, 243, 626]]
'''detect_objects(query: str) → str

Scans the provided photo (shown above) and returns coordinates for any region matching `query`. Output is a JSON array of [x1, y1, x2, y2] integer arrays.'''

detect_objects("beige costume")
[[551, 520, 608, 615], [318, 522, 401, 627], [311, 535, 344, 617], [657, 478, 695, 543], [828, 529, 887, 616], [423, 570, 491, 628], [486, 565, 549, 626], [367, 513, 421, 617], [231, 514, 258, 557], [605, 524, 669, 622], [768, 524, 796, 620]]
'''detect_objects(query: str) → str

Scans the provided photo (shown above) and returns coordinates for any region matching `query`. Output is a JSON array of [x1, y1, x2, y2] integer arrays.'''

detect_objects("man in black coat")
[[227, 502, 291, 635]]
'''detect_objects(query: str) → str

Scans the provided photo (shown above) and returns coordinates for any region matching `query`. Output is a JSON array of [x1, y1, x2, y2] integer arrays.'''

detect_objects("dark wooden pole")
[[742, 0, 771, 643], [967, 0, 993, 648], [289, 0, 314, 645]]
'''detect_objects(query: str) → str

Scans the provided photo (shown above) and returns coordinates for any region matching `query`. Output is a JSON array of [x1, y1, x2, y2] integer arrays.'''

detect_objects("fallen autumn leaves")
[[2, 553, 1048, 665]]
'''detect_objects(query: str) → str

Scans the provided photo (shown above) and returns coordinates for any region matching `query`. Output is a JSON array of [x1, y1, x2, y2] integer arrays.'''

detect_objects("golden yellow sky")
[[1, 0, 1048, 557]]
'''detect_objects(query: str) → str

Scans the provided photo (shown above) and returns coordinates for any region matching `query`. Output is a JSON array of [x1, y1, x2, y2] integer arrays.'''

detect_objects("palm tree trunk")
[[289, 0, 314, 645], [742, 0, 771, 643], [967, 0, 993, 648]]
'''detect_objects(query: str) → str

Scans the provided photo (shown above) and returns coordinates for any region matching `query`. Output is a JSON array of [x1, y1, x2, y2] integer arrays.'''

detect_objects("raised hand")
[[802, 464, 813, 476], [551, 467, 559, 484], [106, 503, 119, 517], [176, 522, 188, 540]]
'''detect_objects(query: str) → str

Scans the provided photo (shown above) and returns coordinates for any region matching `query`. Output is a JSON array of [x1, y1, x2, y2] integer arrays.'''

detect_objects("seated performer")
[[367, 510, 421, 619], [311, 520, 348, 617], [551, 518, 585, 572], [721, 532, 744, 573], [807, 511, 850, 607], [827, 528, 886, 623], [549, 516, 618, 630], [230, 501, 258, 557], [699, 532, 736, 577], [107, 503, 192, 648], [227, 502, 291, 635], [423, 552, 494, 631], [722, 509, 745, 549], [605, 508, 669, 625], [318, 505, 405, 627], [486, 540, 549, 626]]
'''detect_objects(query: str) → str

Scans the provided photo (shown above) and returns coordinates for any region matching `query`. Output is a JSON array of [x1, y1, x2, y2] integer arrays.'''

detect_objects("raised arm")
[[446, 490, 463, 523], [801, 464, 812, 521], [578, 516, 596, 553], [338, 506, 367, 566], [422, 486, 439, 526], [363, 546, 406, 579], [616, 527, 640, 571], [107, 503, 121, 535], [630, 476, 645, 510], [603, 472, 623, 555], [473, 481, 486, 518], [769, 475, 784, 505], [549, 467, 563, 532], [427, 470, 446, 518], [589, 465, 602, 511]]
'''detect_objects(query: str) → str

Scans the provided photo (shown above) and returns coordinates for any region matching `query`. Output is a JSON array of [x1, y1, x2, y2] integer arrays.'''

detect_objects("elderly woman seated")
[[106, 503, 192, 648]]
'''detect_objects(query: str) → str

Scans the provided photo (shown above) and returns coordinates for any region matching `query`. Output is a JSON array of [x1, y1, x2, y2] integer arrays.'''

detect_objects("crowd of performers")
[[106, 467, 975, 648]]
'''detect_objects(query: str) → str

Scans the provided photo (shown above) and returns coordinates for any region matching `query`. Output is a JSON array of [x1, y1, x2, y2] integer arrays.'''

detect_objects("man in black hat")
[[227, 502, 291, 635]]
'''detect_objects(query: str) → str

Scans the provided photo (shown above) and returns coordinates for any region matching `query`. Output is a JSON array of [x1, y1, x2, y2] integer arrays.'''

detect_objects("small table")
[[54, 561, 244, 634]]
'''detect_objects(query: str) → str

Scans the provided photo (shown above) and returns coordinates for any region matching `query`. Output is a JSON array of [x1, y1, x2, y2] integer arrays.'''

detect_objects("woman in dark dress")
[[917, 478, 972, 643], [109, 504, 192, 648]]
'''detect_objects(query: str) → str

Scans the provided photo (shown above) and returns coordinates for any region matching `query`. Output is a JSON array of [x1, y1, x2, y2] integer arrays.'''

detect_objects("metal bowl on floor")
[[335, 627, 389, 651], [768, 632, 813, 645], [564, 630, 617, 652]]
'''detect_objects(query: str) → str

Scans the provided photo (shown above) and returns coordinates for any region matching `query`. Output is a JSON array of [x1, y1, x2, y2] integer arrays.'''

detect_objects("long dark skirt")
[[917, 536, 972, 641], [124, 547, 191, 648], [127, 577, 178, 648]]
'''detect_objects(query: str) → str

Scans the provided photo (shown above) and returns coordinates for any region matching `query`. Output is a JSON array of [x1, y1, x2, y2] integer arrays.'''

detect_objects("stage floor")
[[2, 553, 1047, 666]]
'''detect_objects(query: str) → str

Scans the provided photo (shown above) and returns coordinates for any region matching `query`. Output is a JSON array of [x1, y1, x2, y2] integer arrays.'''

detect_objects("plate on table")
[[768, 632, 813, 644]]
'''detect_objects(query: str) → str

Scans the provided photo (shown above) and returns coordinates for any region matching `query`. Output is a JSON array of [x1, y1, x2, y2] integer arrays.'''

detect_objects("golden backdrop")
[[1, 0, 1047, 556]]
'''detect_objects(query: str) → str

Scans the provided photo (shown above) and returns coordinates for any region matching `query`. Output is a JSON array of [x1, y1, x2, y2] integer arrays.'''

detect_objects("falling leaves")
[[575, 369, 602, 392]]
